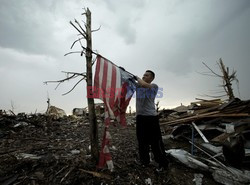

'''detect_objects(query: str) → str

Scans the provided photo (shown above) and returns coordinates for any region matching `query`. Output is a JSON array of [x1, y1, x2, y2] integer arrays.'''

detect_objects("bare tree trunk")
[[219, 58, 235, 100], [85, 8, 99, 163]]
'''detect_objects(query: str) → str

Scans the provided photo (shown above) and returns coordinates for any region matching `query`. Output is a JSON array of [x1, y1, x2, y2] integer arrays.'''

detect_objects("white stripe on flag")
[[98, 57, 105, 96], [106, 61, 114, 118]]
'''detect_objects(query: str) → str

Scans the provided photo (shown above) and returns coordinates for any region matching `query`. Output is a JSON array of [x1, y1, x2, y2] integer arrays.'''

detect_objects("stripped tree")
[[200, 58, 239, 100], [44, 8, 100, 163]]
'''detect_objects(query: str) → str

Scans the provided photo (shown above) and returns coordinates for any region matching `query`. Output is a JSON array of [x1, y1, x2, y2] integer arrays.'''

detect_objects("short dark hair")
[[146, 70, 155, 80]]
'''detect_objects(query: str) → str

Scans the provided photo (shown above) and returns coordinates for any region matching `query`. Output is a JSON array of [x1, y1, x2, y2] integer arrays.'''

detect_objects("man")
[[135, 70, 169, 171]]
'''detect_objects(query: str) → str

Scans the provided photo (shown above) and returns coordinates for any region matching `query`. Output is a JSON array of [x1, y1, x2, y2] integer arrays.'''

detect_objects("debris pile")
[[160, 98, 250, 185], [2, 97, 249, 184], [0, 111, 220, 185]]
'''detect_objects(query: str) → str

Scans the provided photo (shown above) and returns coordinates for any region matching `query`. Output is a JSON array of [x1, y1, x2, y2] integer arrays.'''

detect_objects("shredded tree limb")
[[44, 71, 86, 96], [62, 77, 85, 96], [92, 25, 101, 32], [45, 8, 100, 97], [200, 59, 240, 100]]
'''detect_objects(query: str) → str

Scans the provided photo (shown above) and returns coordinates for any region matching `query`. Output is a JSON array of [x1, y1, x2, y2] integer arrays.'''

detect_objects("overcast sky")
[[1, 0, 250, 114]]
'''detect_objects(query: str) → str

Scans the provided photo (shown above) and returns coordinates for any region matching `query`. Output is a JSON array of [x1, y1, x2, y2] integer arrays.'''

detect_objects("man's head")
[[142, 70, 155, 83]]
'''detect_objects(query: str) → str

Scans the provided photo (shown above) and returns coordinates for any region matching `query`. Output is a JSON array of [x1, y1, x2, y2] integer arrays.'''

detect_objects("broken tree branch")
[[64, 51, 83, 56], [75, 19, 87, 36], [61, 71, 86, 76], [92, 25, 101, 32], [44, 74, 78, 85], [82, 7, 87, 15], [69, 21, 86, 39], [44, 71, 86, 95], [70, 37, 85, 49], [196, 71, 219, 77], [202, 62, 222, 78], [62, 77, 85, 96]]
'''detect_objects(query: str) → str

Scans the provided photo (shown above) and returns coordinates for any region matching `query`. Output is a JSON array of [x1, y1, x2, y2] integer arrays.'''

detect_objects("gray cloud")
[[141, 0, 250, 76], [116, 17, 137, 44], [0, 0, 250, 114], [98, 0, 147, 44], [0, 0, 82, 56], [103, 0, 145, 12], [0, 1, 53, 54]]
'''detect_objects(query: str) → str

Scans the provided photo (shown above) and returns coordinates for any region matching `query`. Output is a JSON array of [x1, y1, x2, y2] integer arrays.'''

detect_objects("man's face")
[[142, 72, 153, 83]]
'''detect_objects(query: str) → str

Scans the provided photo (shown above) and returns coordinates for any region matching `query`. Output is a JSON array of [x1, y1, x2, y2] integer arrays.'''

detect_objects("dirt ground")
[[0, 114, 219, 185]]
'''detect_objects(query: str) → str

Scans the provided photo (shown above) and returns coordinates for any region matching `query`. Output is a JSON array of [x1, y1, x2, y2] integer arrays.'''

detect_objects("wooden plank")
[[195, 98, 222, 102], [160, 111, 220, 126], [160, 112, 250, 126], [211, 123, 250, 143], [192, 122, 209, 143]]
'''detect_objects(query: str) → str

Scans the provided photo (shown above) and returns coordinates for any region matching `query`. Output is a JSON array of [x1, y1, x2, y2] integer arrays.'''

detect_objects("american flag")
[[93, 55, 136, 170], [94, 55, 136, 125]]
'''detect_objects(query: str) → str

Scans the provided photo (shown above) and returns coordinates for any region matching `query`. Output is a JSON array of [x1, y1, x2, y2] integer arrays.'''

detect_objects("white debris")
[[70, 150, 80, 155], [16, 153, 41, 160], [145, 178, 152, 185], [13, 122, 29, 128], [166, 149, 209, 171], [212, 167, 250, 185], [193, 173, 203, 185]]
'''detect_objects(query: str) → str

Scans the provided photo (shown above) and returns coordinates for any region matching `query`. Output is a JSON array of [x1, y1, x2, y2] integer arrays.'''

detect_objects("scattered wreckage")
[[160, 98, 250, 185], [1, 98, 249, 184]]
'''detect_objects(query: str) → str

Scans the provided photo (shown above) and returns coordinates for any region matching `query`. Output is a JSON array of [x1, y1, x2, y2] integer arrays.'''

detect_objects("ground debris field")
[[0, 114, 219, 185]]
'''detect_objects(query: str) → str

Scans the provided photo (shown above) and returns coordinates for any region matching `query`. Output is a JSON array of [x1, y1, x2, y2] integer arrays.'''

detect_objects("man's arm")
[[136, 76, 154, 88]]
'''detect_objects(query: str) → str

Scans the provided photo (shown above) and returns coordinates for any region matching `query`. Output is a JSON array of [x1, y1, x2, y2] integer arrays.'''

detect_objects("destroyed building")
[[159, 98, 250, 185], [46, 105, 67, 119], [1, 98, 250, 184], [73, 103, 105, 117]]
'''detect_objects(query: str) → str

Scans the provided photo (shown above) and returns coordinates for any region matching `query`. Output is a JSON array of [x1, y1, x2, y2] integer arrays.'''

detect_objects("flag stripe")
[[109, 64, 117, 110], [106, 61, 112, 90], [101, 59, 108, 99], [105, 61, 114, 117], [99, 58, 105, 96], [101, 60, 112, 121], [115, 68, 121, 102]]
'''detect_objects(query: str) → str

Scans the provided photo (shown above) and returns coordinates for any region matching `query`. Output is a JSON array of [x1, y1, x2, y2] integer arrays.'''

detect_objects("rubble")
[[46, 105, 67, 119], [72, 108, 86, 117], [1, 111, 219, 185], [166, 149, 209, 171], [1, 97, 249, 184], [160, 98, 250, 184]]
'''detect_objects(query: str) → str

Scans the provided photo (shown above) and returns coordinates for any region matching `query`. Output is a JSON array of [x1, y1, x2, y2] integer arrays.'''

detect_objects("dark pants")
[[136, 115, 169, 167]]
